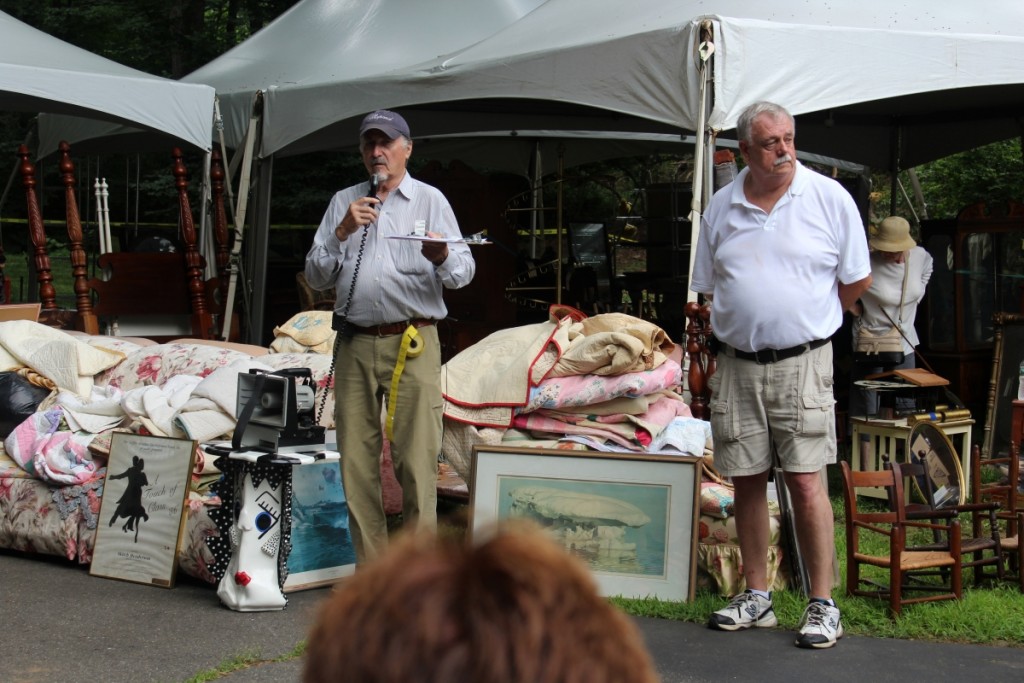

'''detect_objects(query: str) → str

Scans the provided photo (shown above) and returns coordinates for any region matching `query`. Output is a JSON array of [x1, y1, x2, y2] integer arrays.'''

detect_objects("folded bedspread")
[[0, 321, 338, 576]]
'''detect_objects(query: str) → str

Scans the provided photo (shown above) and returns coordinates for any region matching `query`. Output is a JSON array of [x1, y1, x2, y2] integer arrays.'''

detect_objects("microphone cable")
[[315, 175, 377, 425]]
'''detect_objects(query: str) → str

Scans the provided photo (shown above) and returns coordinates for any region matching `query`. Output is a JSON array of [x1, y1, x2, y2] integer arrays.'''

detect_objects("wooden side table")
[[850, 416, 974, 499]]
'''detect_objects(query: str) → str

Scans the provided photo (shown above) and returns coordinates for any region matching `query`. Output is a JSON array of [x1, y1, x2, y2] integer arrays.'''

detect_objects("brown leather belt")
[[348, 318, 435, 337]]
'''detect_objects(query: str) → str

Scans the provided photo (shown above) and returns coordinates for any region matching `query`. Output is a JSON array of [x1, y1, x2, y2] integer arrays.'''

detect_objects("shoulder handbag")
[[853, 258, 908, 365]]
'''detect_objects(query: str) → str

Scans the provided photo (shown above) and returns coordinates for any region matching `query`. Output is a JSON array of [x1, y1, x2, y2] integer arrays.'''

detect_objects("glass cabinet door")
[[961, 232, 995, 348], [924, 233, 955, 350], [923, 218, 1024, 352]]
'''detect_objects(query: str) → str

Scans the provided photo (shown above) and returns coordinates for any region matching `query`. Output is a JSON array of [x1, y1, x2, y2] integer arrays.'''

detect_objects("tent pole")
[[687, 20, 715, 305], [530, 141, 541, 259], [220, 91, 263, 340], [907, 167, 928, 221], [214, 97, 239, 225], [198, 151, 216, 280], [888, 123, 902, 215], [134, 155, 140, 233], [248, 155, 273, 345], [556, 145, 564, 305], [895, 177, 920, 226]]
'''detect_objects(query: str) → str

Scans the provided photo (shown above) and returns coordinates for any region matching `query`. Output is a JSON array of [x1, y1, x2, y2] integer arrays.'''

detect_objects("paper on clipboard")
[[387, 232, 490, 245]]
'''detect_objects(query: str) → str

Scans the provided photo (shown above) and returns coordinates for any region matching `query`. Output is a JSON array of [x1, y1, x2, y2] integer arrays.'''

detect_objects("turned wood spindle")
[[18, 145, 56, 310], [59, 142, 98, 334], [172, 147, 216, 339]]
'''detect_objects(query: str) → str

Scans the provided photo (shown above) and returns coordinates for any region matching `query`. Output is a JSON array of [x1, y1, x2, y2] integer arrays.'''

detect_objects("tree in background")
[[871, 138, 1024, 225], [0, 0, 298, 78]]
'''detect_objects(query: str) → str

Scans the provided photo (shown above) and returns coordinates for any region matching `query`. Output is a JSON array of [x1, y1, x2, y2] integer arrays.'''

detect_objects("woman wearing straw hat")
[[848, 216, 934, 419]]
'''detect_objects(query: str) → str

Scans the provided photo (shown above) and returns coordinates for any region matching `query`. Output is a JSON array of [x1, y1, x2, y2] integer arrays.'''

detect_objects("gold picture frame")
[[90, 432, 196, 588]]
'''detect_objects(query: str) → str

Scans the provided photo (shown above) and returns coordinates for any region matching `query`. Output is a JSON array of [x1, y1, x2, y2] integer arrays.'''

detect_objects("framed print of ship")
[[469, 445, 701, 602]]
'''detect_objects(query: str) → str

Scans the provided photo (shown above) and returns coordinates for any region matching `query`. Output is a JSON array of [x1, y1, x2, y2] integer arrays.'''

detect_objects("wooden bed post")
[[685, 302, 708, 419], [59, 142, 99, 335], [701, 302, 716, 387], [685, 301, 716, 420], [172, 148, 216, 339], [18, 145, 57, 311], [210, 149, 231, 289]]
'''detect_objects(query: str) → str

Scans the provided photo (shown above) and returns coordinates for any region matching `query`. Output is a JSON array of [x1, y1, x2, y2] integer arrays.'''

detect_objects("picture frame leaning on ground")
[[90, 432, 196, 588], [469, 445, 701, 602]]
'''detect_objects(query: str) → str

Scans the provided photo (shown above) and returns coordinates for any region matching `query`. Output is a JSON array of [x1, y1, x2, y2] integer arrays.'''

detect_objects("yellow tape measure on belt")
[[385, 325, 425, 441]]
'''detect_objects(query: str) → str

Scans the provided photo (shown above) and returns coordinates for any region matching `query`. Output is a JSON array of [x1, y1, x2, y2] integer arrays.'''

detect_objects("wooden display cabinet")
[[918, 202, 1024, 434]]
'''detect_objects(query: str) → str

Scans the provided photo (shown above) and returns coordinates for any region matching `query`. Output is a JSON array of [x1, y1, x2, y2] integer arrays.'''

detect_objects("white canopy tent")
[[185, 0, 550, 156], [41, 0, 1024, 167], [203, 0, 1024, 164], [0, 10, 215, 154], [73, 0, 1022, 343]]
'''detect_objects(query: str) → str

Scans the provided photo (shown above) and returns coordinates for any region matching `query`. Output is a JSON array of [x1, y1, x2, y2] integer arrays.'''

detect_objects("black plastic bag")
[[0, 372, 51, 437]]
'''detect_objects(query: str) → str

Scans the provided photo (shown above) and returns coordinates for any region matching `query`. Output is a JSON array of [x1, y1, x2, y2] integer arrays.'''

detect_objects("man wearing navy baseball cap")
[[359, 109, 411, 140], [305, 110, 476, 563]]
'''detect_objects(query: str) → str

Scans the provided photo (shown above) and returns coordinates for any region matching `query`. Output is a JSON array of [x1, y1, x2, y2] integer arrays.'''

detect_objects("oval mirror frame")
[[906, 421, 966, 508]]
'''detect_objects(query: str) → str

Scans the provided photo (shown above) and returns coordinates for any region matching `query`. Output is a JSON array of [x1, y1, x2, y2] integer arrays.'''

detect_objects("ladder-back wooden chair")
[[882, 431, 1003, 587], [840, 460, 962, 616], [971, 436, 1024, 591]]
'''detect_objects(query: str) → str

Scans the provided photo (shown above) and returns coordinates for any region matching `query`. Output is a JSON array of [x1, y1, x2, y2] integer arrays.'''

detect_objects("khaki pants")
[[334, 325, 441, 562]]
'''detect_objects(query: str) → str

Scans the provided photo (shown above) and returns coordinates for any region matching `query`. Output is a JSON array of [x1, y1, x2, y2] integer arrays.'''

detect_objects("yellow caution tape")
[[385, 325, 424, 440]]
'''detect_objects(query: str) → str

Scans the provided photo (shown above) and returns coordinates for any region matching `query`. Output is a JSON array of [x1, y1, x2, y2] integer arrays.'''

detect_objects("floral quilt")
[[0, 329, 336, 580]]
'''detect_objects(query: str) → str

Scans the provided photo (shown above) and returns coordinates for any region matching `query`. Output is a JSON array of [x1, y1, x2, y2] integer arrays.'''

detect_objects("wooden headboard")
[[17, 144, 226, 341]]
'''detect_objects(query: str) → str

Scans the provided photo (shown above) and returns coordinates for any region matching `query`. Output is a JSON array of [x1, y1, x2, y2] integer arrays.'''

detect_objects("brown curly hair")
[[303, 522, 661, 683]]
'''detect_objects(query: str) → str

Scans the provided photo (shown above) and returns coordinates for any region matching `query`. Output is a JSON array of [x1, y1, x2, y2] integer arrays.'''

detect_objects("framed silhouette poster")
[[91, 432, 196, 588]]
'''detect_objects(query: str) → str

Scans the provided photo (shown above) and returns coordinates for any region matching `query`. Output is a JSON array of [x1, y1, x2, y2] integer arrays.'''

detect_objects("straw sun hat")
[[869, 216, 916, 252]]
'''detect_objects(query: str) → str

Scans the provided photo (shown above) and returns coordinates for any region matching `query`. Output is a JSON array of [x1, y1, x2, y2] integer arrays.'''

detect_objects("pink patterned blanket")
[[521, 359, 681, 414], [512, 390, 691, 450]]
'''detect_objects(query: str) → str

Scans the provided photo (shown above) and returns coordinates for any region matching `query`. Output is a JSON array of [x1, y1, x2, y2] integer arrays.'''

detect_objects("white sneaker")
[[707, 590, 778, 631], [795, 601, 844, 649]]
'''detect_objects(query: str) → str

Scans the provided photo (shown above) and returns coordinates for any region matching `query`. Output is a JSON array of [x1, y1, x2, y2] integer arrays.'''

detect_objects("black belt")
[[348, 318, 435, 336], [723, 338, 829, 364]]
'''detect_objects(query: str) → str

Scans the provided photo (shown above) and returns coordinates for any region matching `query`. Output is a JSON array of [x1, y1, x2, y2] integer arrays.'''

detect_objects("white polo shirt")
[[690, 163, 870, 353]]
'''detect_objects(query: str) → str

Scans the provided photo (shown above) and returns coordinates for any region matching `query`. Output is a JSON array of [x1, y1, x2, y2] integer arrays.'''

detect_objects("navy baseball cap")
[[359, 110, 411, 140]]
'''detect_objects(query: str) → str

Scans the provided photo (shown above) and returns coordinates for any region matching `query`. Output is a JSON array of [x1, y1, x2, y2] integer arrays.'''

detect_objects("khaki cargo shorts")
[[707, 342, 837, 478]]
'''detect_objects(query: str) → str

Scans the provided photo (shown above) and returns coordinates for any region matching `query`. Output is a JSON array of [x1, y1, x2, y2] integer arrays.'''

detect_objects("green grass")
[[613, 491, 1024, 648], [2, 246, 77, 307], [613, 574, 1024, 647], [181, 642, 306, 682]]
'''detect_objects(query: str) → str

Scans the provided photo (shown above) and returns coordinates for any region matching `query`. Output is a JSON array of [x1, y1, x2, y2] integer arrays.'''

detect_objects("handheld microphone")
[[367, 173, 380, 199]]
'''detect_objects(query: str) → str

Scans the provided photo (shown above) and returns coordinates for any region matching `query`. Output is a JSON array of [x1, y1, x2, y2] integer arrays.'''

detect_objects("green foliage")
[[614, 488, 1024, 648], [0, 0, 299, 78], [872, 138, 1024, 222], [916, 138, 1024, 217], [270, 152, 368, 226]]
